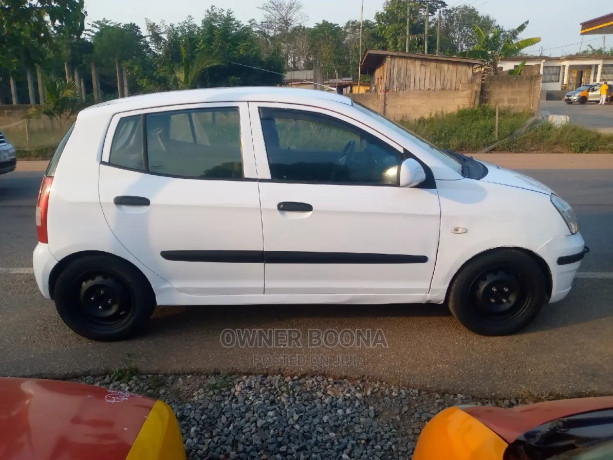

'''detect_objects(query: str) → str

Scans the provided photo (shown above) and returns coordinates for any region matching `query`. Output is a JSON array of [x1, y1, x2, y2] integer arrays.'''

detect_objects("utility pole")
[[604, 35, 607, 53], [436, 9, 441, 55], [357, 0, 364, 91], [406, 1, 410, 53], [424, 1, 429, 54]]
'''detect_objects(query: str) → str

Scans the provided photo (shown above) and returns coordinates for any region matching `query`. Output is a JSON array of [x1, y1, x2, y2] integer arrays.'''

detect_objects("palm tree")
[[169, 44, 221, 90], [459, 21, 541, 74], [26, 76, 80, 127]]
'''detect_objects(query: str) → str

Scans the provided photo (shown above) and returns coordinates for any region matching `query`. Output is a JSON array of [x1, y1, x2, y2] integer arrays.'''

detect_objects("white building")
[[500, 56, 613, 92]]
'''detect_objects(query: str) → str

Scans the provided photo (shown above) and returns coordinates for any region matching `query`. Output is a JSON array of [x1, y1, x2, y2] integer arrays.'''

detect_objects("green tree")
[[310, 21, 347, 80], [0, 0, 85, 103], [439, 5, 498, 54], [26, 76, 79, 125], [91, 20, 150, 97], [375, 0, 446, 53], [459, 21, 541, 74]]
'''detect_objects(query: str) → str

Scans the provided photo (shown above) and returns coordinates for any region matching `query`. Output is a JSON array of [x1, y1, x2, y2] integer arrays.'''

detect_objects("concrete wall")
[[350, 86, 479, 122], [481, 73, 542, 113], [0, 105, 36, 125]]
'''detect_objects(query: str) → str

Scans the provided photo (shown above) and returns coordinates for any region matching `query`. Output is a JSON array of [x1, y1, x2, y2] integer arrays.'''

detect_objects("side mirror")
[[399, 158, 426, 188]]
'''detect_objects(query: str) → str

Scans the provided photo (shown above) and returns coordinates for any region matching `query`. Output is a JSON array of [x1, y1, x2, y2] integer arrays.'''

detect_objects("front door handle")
[[277, 201, 313, 212], [114, 196, 150, 206]]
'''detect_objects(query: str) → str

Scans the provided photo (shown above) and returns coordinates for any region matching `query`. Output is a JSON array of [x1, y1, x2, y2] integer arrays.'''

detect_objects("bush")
[[401, 106, 531, 152], [498, 123, 613, 153]]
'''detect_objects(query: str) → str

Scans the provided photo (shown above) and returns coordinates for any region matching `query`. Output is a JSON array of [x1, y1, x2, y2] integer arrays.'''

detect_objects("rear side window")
[[109, 116, 144, 171], [46, 124, 75, 177], [146, 108, 242, 179]]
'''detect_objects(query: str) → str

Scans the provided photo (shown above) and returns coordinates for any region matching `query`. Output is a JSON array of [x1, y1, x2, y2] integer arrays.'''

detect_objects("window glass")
[[46, 124, 74, 177], [109, 116, 144, 171], [260, 108, 401, 185], [146, 108, 242, 179]]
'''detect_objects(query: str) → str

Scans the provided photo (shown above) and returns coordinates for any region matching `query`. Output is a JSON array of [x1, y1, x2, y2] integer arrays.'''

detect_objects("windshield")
[[352, 101, 462, 174], [575, 86, 592, 91]]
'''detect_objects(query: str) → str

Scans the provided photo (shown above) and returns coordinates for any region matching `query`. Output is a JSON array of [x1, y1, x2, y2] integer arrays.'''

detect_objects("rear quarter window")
[[46, 124, 75, 177]]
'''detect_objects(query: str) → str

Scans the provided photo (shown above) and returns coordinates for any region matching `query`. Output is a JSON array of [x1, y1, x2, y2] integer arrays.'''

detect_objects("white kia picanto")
[[33, 87, 587, 341]]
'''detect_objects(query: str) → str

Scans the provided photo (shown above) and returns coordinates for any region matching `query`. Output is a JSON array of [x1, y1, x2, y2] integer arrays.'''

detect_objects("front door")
[[98, 103, 264, 296], [249, 103, 441, 299]]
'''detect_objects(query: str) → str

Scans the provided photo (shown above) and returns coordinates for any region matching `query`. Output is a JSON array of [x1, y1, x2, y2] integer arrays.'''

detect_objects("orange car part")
[[413, 407, 508, 460], [127, 400, 186, 460]]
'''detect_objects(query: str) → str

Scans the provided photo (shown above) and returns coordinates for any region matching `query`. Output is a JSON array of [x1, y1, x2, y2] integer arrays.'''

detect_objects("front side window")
[[146, 108, 242, 179], [260, 108, 401, 185]]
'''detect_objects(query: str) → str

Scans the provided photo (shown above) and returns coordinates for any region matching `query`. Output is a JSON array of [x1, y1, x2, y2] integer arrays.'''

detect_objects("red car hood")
[[464, 396, 613, 443], [0, 377, 155, 460]]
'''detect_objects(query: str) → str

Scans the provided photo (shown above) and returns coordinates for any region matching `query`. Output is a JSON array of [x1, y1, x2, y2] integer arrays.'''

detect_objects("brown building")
[[359, 50, 483, 94]]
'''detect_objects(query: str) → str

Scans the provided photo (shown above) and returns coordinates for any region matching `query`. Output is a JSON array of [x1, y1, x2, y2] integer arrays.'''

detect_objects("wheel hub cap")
[[80, 276, 128, 319], [474, 270, 519, 314]]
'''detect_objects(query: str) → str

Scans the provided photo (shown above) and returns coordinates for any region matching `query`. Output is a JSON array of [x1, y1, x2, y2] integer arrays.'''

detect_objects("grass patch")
[[17, 147, 56, 160], [205, 374, 234, 392], [110, 353, 139, 383], [498, 122, 613, 153], [401, 106, 531, 152]]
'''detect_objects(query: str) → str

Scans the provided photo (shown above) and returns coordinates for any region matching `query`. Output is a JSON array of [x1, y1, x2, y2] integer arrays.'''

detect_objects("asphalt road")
[[541, 100, 613, 134], [0, 165, 612, 398]]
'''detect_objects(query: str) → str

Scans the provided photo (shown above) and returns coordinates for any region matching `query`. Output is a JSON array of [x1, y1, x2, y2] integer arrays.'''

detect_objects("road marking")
[[0, 268, 34, 274], [576, 272, 613, 280]]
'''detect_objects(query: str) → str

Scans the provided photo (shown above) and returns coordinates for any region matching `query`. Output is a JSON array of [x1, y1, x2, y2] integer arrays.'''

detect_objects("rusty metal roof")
[[580, 12, 613, 35], [360, 49, 484, 74]]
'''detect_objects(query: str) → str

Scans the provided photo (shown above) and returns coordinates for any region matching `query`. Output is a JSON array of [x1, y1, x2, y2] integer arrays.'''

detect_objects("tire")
[[54, 255, 156, 341], [447, 249, 547, 336], [579, 96, 587, 104]]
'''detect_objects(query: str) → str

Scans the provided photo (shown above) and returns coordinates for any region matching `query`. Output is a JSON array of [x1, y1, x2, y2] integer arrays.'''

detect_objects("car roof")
[[82, 87, 353, 116]]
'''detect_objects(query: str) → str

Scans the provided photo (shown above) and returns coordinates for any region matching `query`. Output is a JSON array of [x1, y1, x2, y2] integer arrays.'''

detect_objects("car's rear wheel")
[[447, 249, 547, 336], [579, 96, 587, 104], [54, 255, 156, 341]]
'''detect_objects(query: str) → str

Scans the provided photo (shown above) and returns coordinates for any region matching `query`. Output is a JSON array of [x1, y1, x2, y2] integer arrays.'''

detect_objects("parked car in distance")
[[0, 129, 17, 175], [33, 87, 586, 341], [414, 396, 613, 460], [565, 83, 611, 104], [0, 377, 185, 460]]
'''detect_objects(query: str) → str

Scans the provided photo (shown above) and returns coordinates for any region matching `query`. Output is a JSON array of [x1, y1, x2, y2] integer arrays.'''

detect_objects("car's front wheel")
[[447, 249, 548, 336], [579, 96, 587, 104], [54, 255, 156, 341]]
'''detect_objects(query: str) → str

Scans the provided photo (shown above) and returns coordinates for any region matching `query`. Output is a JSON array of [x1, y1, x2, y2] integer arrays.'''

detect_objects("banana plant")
[[459, 21, 540, 74]]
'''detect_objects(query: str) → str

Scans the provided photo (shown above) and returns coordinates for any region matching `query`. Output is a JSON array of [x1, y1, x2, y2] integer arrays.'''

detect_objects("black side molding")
[[557, 247, 589, 265], [114, 196, 150, 206], [161, 250, 428, 264]]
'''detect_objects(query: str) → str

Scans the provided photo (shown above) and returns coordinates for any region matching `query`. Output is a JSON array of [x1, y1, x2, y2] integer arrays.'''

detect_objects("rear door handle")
[[114, 196, 150, 206], [277, 201, 313, 212]]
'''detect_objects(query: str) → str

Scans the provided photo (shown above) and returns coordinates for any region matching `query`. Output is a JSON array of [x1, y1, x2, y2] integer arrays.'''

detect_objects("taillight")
[[36, 176, 53, 244]]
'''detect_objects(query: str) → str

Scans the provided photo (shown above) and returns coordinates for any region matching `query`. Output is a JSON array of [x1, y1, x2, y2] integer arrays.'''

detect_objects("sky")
[[84, 0, 613, 57]]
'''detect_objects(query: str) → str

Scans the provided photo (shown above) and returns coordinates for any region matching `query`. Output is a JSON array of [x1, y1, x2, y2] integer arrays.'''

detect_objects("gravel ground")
[[80, 373, 529, 460]]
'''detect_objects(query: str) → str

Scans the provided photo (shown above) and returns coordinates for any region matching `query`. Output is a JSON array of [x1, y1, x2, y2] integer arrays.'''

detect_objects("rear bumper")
[[537, 232, 586, 303], [33, 243, 58, 299], [0, 158, 16, 174]]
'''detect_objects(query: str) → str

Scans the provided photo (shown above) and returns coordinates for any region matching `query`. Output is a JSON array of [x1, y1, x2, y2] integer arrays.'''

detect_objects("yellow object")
[[127, 400, 186, 460], [601, 84, 609, 95], [413, 407, 508, 460]]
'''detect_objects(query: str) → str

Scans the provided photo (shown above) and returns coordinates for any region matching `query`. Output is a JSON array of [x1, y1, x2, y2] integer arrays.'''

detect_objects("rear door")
[[249, 103, 441, 300], [98, 103, 264, 296]]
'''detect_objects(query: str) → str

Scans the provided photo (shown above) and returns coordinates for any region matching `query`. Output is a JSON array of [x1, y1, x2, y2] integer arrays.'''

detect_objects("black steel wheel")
[[54, 255, 156, 341], [579, 96, 587, 104], [448, 249, 548, 336]]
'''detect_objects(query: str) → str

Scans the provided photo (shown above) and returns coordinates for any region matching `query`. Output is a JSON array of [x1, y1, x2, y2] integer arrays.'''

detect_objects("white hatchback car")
[[33, 88, 586, 341]]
